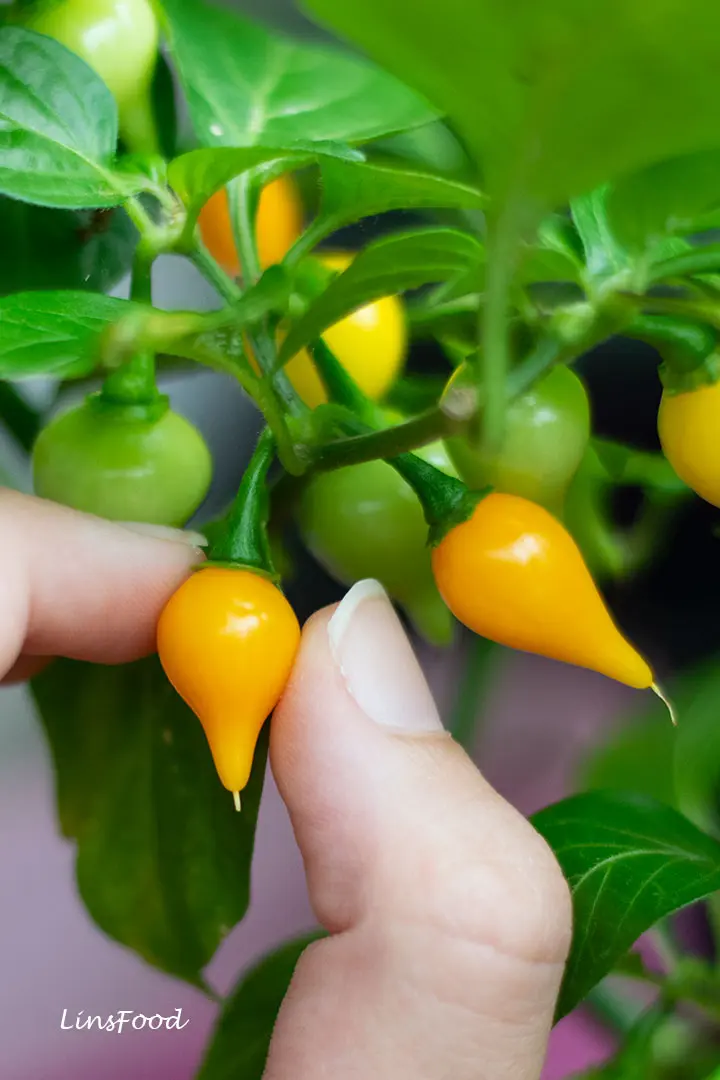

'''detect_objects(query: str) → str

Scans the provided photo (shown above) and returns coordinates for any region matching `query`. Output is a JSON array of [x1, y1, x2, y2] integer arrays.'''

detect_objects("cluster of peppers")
[[21, 0, 720, 805]]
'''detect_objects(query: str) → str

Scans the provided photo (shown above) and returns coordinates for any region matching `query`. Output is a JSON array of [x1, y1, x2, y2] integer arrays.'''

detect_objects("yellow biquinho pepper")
[[158, 567, 300, 805], [432, 492, 654, 689]]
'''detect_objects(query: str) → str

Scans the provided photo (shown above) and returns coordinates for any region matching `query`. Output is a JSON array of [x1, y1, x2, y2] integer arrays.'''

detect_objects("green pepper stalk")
[[626, 314, 718, 392], [389, 452, 484, 546], [207, 428, 278, 579]]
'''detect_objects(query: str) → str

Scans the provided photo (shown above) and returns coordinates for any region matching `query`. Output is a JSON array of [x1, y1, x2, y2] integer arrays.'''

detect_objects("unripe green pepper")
[[32, 394, 212, 526], [298, 441, 456, 646], [21, 0, 159, 153], [446, 365, 591, 512]]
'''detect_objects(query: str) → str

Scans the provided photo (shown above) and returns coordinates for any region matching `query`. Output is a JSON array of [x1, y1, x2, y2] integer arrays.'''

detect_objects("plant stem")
[[649, 243, 720, 284], [229, 174, 261, 287], [283, 216, 333, 269], [481, 201, 522, 452], [449, 633, 497, 751], [130, 247, 153, 305], [506, 335, 564, 398], [208, 427, 277, 574], [308, 337, 379, 422], [191, 245, 243, 303], [313, 406, 466, 471], [101, 249, 157, 404]]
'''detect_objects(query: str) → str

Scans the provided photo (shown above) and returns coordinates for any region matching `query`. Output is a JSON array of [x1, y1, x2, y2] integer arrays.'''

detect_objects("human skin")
[[0, 490, 572, 1079]]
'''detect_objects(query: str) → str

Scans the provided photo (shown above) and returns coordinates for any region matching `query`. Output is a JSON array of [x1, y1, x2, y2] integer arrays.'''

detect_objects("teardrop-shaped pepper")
[[158, 567, 300, 796], [432, 492, 653, 688], [157, 430, 300, 804]]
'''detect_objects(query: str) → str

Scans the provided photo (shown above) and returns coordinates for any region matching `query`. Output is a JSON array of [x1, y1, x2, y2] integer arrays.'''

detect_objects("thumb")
[[268, 580, 572, 1080]]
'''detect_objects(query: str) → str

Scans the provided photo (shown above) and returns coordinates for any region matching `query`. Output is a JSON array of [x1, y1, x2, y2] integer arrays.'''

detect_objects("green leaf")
[[169, 143, 361, 230], [32, 657, 267, 986], [0, 27, 146, 208], [607, 149, 720, 250], [0, 290, 139, 379], [532, 791, 720, 1020], [313, 157, 486, 239], [279, 227, 483, 364], [304, 0, 720, 207], [105, 267, 291, 375], [0, 199, 136, 294], [196, 932, 324, 1079], [159, 0, 436, 150], [571, 188, 631, 284]]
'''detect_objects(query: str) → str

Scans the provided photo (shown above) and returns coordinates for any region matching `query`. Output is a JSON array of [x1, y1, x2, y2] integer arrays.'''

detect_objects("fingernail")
[[328, 580, 443, 732], [118, 522, 208, 548]]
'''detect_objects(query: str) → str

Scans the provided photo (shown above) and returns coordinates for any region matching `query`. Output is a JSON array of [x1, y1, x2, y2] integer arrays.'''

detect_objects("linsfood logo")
[[60, 1008, 190, 1033]]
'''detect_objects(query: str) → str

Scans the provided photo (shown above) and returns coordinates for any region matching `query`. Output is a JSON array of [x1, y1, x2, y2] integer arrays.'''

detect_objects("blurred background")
[[2, 1, 720, 1078]]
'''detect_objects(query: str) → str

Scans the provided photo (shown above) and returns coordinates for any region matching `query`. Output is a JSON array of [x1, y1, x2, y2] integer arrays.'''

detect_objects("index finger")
[[0, 490, 204, 678]]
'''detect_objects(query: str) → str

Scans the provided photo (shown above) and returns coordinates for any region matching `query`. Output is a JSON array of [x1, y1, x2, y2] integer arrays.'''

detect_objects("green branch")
[[312, 405, 466, 471], [191, 244, 243, 303]]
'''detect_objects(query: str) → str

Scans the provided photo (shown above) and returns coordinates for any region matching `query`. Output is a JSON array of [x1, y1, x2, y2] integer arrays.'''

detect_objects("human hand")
[[1, 492, 572, 1080]]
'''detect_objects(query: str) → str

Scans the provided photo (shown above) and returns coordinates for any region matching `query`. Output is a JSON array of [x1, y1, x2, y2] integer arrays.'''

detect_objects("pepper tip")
[[651, 682, 677, 727], [232, 790, 242, 813]]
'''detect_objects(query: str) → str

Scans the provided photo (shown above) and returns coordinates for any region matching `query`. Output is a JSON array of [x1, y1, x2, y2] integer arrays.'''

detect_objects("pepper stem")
[[208, 428, 278, 577], [626, 314, 718, 392], [308, 337, 380, 424], [389, 453, 486, 546]]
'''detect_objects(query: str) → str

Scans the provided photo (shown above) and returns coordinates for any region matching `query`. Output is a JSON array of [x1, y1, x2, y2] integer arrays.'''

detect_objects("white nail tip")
[[328, 579, 388, 654], [118, 522, 208, 547]]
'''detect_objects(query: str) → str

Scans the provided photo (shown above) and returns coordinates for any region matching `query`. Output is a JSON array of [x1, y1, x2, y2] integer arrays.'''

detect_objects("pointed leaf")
[[159, 0, 436, 150], [608, 149, 720, 249], [197, 933, 325, 1079], [304, 0, 720, 206], [32, 657, 267, 986], [0, 27, 146, 207], [279, 227, 483, 364], [0, 290, 139, 378], [532, 791, 720, 1019], [314, 157, 485, 238], [168, 142, 362, 228]]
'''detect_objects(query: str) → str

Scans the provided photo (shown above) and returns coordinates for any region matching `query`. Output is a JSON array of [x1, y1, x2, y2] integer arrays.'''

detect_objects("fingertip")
[[0, 491, 202, 669]]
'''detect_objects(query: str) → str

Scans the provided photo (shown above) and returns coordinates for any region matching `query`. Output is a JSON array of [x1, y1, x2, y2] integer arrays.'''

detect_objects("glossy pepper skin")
[[199, 175, 304, 275], [32, 396, 212, 527], [157, 568, 301, 795], [299, 441, 454, 646], [446, 365, 590, 513], [658, 381, 720, 509], [24, 0, 158, 151], [432, 493, 653, 689], [285, 255, 407, 409]]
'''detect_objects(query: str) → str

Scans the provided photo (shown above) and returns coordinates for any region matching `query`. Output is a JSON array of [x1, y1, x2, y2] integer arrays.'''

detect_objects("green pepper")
[[32, 393, 212, 527], [446, 365, 591, 513], [298, 441, 456, 646], [21, 0, 159, 154]]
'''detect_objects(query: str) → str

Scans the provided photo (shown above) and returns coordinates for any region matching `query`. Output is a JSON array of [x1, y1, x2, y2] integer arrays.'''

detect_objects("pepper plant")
[[5, 0, 720, 1076]]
